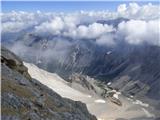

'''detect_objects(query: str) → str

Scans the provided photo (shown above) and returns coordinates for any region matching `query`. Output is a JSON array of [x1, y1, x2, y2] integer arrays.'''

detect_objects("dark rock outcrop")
[[1, 47, 97, 120]]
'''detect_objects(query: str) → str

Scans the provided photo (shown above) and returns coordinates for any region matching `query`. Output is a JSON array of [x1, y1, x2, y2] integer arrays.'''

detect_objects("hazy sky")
[[2, 1, 159, 12]]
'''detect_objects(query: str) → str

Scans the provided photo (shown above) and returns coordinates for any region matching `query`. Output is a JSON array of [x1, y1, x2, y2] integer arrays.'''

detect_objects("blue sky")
[[2, 1, 159, 13]]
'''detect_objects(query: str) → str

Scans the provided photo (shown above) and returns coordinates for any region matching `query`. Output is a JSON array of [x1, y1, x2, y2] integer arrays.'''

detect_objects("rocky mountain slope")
[[1, 47, 97, 120], [6, 33, 160, 107], [24, 63, 159, 120], [2, 18, 160, 118]]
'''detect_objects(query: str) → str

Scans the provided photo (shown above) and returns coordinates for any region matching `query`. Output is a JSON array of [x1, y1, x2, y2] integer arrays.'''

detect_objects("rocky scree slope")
[[1, 47, 97, 120]]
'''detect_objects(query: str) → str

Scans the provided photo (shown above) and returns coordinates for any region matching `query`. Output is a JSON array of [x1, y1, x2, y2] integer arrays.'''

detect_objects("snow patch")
[[113, 94, 119, 99], [127, 97, 133, 101], [98, 118, 105, 120], [130, 95, 134, 98], [94, 99, 106, 103], [106, 51, 112, 55], [37, 60, 42, 64], [23, 62, 88, 101], [141, 108, 155, 118], [107, 82, 111, 86], [133, 100, 149, 107], [107, 89, 121, 99], [87, 95, 92, 98]]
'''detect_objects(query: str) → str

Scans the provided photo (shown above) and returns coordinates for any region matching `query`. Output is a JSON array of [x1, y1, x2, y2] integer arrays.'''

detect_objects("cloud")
[[1, 11, 55, 33], [34, 16, 115, 39], [2, 3, 159, 32], [117, 20, 160, 46], [1, 3, 160, 47], [10, 37, 72, 65], [2, 21, 26, 33], [2, 20, 38, 33], [77, 23, 114, 39], [63, 23, 115, 39], [117, 3, 159, 20], [35, 17, 64, 35], [96, 34, 116, 46]]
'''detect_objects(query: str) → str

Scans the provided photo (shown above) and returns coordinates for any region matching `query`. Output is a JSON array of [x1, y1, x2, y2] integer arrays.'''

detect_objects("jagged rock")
[[68, 73, 103, 96], [18, 78, 28, 86], [1, 46, 32, 80], [34, 94, 45, 108]]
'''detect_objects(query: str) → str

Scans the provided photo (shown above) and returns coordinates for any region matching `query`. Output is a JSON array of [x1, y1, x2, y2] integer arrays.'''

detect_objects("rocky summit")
[[1, 47, 97, 120]]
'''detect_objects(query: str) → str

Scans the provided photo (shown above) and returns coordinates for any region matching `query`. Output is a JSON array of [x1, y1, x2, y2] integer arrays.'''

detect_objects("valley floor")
[[24, 62, 155, 120]]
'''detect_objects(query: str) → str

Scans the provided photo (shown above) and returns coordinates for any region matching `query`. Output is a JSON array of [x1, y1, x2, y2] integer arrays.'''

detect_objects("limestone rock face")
[[1, 47, 97, 120]]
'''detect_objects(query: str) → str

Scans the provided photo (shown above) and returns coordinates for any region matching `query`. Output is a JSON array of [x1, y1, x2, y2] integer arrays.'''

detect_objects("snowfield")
[[24, 62, 88, 100], [24, 62, 155, 120], [94, 99, 106, 103]]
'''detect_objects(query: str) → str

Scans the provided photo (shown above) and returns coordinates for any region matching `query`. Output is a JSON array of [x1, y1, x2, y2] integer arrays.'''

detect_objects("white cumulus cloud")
[[117, 20, 160, 46], [117, 3, 160, 20], [64, 23, 115, 39], [1, 2, 160, 46], [35, 17, 64, 35], [96, 34, 115, 46]]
